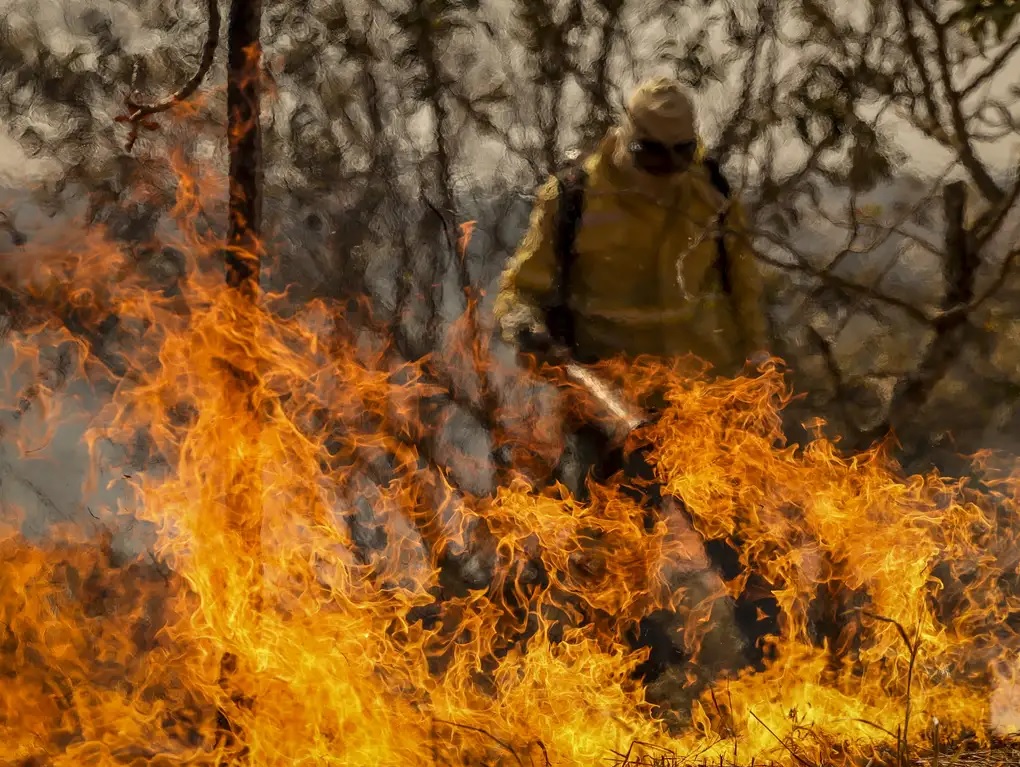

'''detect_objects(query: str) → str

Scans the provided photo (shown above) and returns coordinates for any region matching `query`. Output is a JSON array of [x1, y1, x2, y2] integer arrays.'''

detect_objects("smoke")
[[0, 338, 154, 555]]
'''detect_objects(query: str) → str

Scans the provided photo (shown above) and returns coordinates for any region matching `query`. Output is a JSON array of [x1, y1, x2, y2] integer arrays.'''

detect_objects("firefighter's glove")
[[518, 325, 556, 354], [501, 305, 554, 354], [747, 349, 772, 373]]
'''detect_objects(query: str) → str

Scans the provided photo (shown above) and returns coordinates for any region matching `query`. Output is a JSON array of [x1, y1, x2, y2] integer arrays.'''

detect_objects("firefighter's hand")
[[519, 327, 574, 367], [501, 306, 551, 350], [747, 349, 772, 371], [517, 323, 555, 354]]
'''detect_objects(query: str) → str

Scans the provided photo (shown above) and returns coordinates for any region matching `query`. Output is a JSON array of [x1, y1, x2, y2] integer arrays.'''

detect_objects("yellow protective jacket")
[[492, 131, 767, 375]]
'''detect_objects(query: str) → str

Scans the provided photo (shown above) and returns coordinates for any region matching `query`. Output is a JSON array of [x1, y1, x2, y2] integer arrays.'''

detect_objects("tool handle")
[[516, 332, 652, 444]]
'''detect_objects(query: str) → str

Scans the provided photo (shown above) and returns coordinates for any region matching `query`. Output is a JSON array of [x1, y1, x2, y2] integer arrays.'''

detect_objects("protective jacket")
[[493, 130, 767, 375]]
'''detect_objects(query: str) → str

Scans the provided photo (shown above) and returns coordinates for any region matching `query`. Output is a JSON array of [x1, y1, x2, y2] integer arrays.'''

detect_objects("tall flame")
[[1, 157, 1018, 766]]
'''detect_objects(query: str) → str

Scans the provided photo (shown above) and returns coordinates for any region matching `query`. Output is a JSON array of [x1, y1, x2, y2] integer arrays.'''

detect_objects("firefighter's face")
[[627, 137, 698, 176], [622, 80, 698, 176]]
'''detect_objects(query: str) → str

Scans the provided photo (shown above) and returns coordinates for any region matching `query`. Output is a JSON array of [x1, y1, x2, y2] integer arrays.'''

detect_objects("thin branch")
[[811, 158, 958, 263], [714, 1, 771, 163], [115, 0, 222, 152], [975, 172, 1020, 247], [432, 719, 524, 767], [865, 181, 978, 442], [609, 740, 681, 767], [532, 740, 551, 767], [913, 0, 1005, 203], [748, 710, 817, 767], [946, 243, 1020, 319], [961, 32, 1020, 100], [753, 233, 934, 324], [861, 611, 922, 766], [895, 0, 944, 132], [852, 718, 900, 741], [806, 326, 854, 426], [580, 0, 625, 143]]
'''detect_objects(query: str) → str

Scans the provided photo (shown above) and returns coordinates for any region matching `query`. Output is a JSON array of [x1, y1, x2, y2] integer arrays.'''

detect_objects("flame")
[[1, 157, 1019, 767], [457, 220, 477, 261]]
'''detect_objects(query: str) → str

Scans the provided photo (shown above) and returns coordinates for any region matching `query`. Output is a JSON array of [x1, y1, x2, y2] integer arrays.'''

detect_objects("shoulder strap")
[[554, 163, 588, 305], [702, 156, 734, 296], [545, 161, 588, 348], [702, 156, 731, 197]]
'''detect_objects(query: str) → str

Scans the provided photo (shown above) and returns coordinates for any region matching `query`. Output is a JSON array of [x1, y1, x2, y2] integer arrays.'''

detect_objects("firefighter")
[[493, 74, 771, 500], [491, 76, 777, 707], [493, 75, 769, 376]]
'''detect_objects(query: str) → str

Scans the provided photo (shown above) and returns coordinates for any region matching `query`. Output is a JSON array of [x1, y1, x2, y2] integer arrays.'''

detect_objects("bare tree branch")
[[961, 32, 1020, 99], [754, 232, 934, 325], [864, 180, 980, 441], [914, 0, 1005, 202], [115, 0, 222, 152]]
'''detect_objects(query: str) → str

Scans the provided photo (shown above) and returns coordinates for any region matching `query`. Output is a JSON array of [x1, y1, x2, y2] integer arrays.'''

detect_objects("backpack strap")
[[545, 161, 589, 349], [701, 156, 734, 296]]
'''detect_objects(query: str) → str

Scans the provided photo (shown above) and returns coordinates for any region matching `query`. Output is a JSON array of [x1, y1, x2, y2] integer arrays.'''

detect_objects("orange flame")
[[458, 220, 477, 261], [0, 157, 1018, 767]]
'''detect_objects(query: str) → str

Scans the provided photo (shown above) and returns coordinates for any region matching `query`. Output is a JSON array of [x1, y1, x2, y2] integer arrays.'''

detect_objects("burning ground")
[[2, 164, 1020, 766]]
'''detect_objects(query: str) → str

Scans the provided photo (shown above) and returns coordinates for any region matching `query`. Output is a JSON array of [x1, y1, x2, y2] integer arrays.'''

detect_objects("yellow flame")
[[0, 157, 1017, 766]]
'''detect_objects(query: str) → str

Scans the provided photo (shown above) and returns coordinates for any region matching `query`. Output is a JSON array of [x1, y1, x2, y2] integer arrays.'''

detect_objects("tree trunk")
[[225, 0, 263, 294], [862, 181, 980, 449], [217, 0, 263, 759]]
